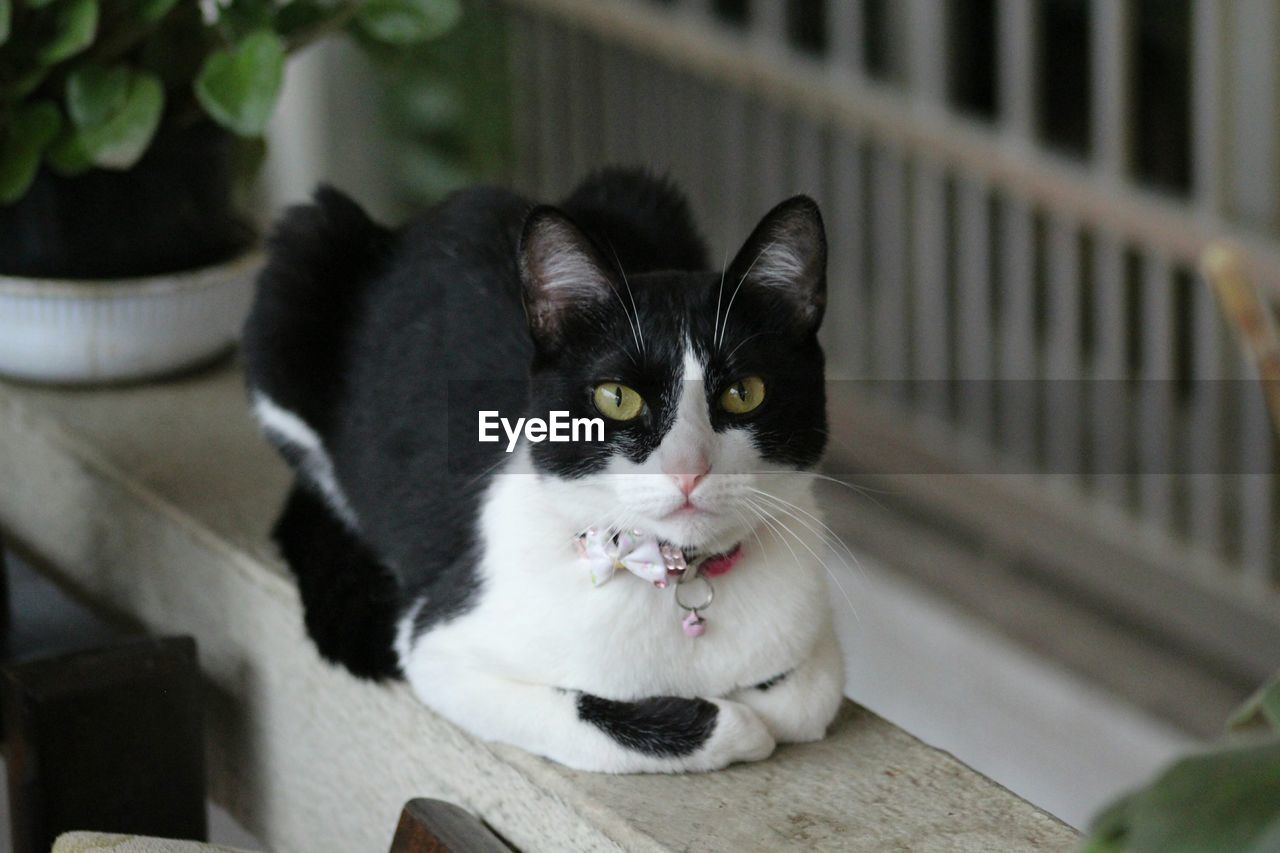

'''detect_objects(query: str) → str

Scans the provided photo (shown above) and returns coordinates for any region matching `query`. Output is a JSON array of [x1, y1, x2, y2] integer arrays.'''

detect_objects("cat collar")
[[574, 527, 742, 638]]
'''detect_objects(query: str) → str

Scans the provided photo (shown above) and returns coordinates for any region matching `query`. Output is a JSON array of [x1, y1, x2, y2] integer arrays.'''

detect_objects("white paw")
[[698, 699, 776, 770]]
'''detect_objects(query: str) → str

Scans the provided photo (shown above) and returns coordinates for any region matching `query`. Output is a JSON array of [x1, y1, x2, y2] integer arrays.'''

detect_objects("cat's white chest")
[[404, 503, 828, 700]]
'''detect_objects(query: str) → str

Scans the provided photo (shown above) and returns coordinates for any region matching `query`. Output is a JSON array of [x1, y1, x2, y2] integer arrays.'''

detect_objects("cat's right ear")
[[518, 207, 619, 350]]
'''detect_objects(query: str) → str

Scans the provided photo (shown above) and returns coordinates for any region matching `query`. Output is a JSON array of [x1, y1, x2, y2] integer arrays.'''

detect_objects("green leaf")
[[1230, 675, 1280, 736], [135, 0, 177, 22], [357, 0, 461, 44], [2, 66, 50, 99], [1082, 740, 1280, 853], [1, 0, 12, 46], [273, 0, 329, 40], [45, 130, 93, 176], [49, 68, 163, 173], [37, 0, 98, 64], [194, 29, 285, 137], [24, 0, 57, 9], [65, 63, 129, 128], [73, 70, 163, 168], [0, 101, 62, 203]]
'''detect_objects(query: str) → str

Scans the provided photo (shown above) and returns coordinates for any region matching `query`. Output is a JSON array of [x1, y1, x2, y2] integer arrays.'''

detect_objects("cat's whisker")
[[749, 490, 868, 591], [599, 277, 642, 365], [718, 239, 776, 349], [464, 455, 511, 489], [758, 470, 891, 509], [743, 499, 861, 630], [724, 331, 776, 364], [713, 244, 730, 347], [731, 504, 774, 575], [746, 498, 861, 626], [747, 487, 863, 574], [741, 501, 804, 577], [605, 240, 645, 358]]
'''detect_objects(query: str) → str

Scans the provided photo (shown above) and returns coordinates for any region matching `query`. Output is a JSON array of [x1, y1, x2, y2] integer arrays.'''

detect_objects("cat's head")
[[516, 197, 827, 553]]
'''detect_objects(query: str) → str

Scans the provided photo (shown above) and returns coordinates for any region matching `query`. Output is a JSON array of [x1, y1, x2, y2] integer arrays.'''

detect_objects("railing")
[[497, 0, 1279, 688]]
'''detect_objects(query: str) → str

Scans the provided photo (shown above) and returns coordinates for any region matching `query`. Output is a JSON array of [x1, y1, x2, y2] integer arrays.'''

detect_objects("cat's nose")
[[670, 464, 710, 497]]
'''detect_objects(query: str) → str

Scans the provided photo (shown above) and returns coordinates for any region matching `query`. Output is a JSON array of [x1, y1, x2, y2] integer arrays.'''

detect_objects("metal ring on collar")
[[674, 574, 714, 611]]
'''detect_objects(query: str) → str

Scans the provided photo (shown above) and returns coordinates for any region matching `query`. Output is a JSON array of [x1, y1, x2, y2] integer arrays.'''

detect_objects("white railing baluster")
[[872, 146, 910, 382], [749, 0, 785, 44], [996, 0, 1038, 464], [1188, 276, 1225, 554], [912, 159, 950, 419], [1240, 377, 1276, 583], [793, 120, 833, 363], [1089, 0, 1134, 506], [1191, 0, 1224, 213], [957, 176, 995, 443], [827, 0, 865, 73], [827, 133, 866, 378], [682, 0, 714, 18], [998, 0, 1036, 138], [1091, 0, 1131, 176], [1045, 213, 1083, 480], [906, 0, 948, 417], [999, 196, 1037, 464], [907, 0, 946, 103], [1092, 234, 1129, 505], [1226, 0, 1280, 231], [1138, 253, 1176, 527], [1190, 0, 1234, 564]]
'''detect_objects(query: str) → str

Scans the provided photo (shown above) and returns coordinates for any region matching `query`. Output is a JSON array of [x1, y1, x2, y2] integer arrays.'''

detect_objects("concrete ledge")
[[0, 366, 1078, 852]]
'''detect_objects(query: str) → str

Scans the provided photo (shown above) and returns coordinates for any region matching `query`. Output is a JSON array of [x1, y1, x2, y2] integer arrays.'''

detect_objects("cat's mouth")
[[665, 500, 709, 518]]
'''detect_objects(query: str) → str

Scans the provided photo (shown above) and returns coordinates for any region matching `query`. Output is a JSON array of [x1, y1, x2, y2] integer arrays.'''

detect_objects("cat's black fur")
[[576, 694, 718, 756], [245, 170, 728, 680], [245, 170, 829, 762]]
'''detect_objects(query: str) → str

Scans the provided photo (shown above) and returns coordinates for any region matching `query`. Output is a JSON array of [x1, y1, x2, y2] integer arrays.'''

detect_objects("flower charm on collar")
[[574, 527, 670, 587]]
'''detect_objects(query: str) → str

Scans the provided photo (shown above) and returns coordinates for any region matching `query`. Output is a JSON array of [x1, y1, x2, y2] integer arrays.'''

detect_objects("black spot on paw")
[[576, 693, 718, 757], [754, 671, 790, 691]]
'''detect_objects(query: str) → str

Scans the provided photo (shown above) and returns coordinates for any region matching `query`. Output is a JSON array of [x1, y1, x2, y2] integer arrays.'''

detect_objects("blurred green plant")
[[1081, 674, 1280, 853], [0, 0, 462, 203], [361, 0, 510, 209]]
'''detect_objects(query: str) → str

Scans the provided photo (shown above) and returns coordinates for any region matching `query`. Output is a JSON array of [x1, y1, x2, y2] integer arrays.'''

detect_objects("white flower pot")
[[0, 251, 263, 385]]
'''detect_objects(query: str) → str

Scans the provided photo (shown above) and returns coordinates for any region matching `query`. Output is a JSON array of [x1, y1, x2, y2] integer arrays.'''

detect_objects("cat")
[[243, 169, 845, 773]]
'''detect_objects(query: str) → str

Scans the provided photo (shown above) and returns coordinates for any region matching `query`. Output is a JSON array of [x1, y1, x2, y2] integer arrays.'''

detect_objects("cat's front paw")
[[695, 699, 776, 770]]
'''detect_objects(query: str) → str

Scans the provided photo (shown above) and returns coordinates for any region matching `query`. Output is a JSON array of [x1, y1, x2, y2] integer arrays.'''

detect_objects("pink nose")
[[671, 464, 710, 497]]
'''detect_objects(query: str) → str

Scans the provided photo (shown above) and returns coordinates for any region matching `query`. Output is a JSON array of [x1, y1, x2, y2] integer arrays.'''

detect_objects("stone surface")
[[0, 364, 1078, 852]]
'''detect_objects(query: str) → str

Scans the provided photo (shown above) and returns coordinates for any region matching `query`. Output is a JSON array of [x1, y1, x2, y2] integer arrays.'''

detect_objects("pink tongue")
[[701, 544, 742, 578]]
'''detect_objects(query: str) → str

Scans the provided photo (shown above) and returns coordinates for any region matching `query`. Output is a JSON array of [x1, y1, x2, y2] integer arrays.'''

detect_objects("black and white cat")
[[243, 170, 845, 773]]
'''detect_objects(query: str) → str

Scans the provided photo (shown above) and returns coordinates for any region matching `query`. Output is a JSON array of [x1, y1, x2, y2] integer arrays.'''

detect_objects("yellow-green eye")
[[720, 376, 766, 414], [593, 382, 645, 420]]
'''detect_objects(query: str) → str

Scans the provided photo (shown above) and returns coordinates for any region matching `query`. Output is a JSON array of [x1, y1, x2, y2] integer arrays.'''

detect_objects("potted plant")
[[0, 0, 459, 384]]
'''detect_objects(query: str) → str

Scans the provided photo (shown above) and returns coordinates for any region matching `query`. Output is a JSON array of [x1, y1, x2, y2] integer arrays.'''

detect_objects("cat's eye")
[[593, 382, 645, 421], [720, 376, 766, 415]]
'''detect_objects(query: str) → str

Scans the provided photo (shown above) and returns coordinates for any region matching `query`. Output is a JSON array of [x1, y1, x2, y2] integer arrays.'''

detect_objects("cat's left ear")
[[726, 196, 827, 333], [519, 206, 621, 350]]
